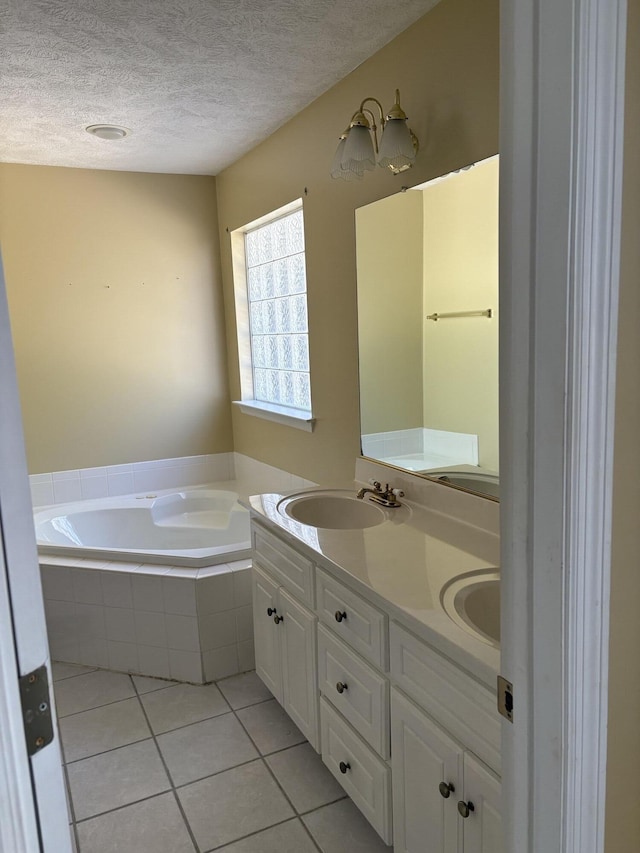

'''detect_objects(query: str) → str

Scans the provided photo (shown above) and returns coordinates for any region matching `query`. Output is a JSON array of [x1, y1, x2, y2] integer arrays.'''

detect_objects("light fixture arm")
[[352, 98, 385, 153]]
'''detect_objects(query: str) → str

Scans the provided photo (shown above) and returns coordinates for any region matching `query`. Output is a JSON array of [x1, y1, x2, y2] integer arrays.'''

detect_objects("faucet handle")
[[368, 479, 382, 490], [392, 488, 405, 498]]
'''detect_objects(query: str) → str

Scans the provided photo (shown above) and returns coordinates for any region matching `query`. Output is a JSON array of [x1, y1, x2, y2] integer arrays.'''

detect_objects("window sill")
[[233, 400, 315, 432]]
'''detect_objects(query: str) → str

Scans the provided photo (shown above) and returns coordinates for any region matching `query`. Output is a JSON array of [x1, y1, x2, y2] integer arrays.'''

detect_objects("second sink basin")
[[277, 490, 386, 529], [441, 570, 500, 647]]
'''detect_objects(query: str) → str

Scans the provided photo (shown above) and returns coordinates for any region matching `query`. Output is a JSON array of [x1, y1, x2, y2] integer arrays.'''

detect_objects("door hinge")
[[19, 665, 54, 756], [497, 674, 514, 722]]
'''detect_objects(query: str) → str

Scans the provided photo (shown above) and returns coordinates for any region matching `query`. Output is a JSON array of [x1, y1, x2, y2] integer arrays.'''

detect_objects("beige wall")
[[215, 0, 499, 482], [422, 156, 499, 470], [356, 191, 424, 435], [605, 0, 640, 848], [0, 164, 232, 473]]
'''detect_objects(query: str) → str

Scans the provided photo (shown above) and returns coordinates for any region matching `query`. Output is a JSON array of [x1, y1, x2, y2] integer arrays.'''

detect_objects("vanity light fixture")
[[85, 124, 131, 140], [330, 89, 419, 180]]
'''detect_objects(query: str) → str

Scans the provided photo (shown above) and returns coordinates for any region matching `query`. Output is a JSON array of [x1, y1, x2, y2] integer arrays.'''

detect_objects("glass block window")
[[244, 208, 311, 412]]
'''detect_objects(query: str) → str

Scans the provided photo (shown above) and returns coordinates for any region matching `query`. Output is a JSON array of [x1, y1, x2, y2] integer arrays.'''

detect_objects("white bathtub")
[[34, 489, 251, 567]]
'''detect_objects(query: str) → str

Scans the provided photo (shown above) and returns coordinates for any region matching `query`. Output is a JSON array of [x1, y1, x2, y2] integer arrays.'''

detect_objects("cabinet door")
[[279, 588, 320, 751], [461, 753, 502, 853], [391, 689, 462, 853], [252, 565, 283, 703]]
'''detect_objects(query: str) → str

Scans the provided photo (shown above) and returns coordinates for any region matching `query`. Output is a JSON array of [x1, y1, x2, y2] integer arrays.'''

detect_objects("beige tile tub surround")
[[28, 453, 234, 508], [42, 558, 254, 683], [29, 451, 316, 507]]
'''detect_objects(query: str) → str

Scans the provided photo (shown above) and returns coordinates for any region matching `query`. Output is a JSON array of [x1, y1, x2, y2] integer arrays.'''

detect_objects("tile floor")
[[54, 662, 392, 852]]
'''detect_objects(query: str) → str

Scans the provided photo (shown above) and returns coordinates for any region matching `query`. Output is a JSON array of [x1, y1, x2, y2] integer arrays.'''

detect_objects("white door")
[[390, 689, 462, 853], [252, 564, 282, 702], [279, 587, 319, 750], [461, 754, 502, 853], [0, 255, 71, 852]]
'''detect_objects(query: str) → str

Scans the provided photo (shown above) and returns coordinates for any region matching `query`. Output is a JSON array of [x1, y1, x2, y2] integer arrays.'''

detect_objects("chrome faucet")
[[356, 479, 404, 508]]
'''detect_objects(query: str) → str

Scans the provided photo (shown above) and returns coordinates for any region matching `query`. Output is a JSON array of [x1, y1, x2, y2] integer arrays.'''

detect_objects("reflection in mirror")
[[356, 155, 499, 500]]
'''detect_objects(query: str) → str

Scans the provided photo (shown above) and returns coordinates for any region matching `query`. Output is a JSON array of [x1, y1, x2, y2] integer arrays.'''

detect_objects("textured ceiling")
[[1, 0, 441, 175]]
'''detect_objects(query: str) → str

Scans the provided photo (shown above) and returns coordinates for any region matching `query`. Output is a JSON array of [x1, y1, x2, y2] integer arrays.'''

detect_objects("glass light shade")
[[331, 137, 364, 180], [377, 118, 416, 172], [341, 125, 376, 174]]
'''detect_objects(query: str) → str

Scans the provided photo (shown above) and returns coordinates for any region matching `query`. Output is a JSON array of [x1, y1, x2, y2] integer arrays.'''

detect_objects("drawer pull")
[[273, 614, 284, 624], [439, 782, 455, 799], [336, 681, 348, 694], [267, 607, 276, 616], [457, 800, 475, 819], [335, 610, 347, 623], [339, 761, 351, 774]]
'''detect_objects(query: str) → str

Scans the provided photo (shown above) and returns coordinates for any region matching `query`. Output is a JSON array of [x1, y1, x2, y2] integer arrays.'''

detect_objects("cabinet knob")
[[439, 781, 455, 799], [339, 761, 351, 774], [335, 610, 347, 623], [267, 607, 276, 616], [336, 681, 348, 694], [273, 614, 283, 624], [457, 800, 475, 819]]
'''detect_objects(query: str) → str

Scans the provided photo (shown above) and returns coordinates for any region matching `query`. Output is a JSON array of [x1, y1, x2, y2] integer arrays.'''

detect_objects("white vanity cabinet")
[[390, 622, 502, 853], [391, 688, 502, 853], [251, 526, 320, 751], [250, 517, 502, 850]]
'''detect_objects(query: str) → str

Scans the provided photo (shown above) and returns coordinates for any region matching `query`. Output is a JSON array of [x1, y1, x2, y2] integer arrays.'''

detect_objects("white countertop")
[[247, 484, 501, 689]]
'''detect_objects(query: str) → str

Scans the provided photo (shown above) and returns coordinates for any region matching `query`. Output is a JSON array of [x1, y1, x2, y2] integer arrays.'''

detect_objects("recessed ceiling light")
[[85, 124, 131, 140]]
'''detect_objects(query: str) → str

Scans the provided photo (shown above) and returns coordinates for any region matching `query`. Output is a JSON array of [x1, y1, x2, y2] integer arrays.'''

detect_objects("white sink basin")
[[441, 570, 500, 647], [277, 490, 386, 530]]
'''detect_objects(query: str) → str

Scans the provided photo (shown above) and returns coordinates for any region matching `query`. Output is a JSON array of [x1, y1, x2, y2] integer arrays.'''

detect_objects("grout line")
[[62, 762, 82, 852], [298, 793, 349, 817], [132, 677, 202, 853], [227, 705, 325, 853], [52, 667, 98, 683], [202, 816, 307, 852], [64, 734, 155, 766], [298, 816, 329, 853], [73, 788, 174, 826], [57, 692, 140, 719], [219, 694, 274, 712]]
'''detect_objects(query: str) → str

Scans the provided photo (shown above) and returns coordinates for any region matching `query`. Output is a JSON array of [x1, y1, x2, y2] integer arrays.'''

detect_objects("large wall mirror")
[[356, 155, 499, 500]]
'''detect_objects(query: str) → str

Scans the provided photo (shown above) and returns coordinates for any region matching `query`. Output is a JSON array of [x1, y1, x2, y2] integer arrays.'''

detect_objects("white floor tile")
[[68, 739, 170, 820], [76, 792, 195, 853], [55, 670, 136, 717], [157, 712, 258, 786], [177, 760, 294, 850], [217, 671, 273, 710], [236, 699, 306, 755], [266, 743, 345, 814], [52, 662, 97, 682], [59, 697, 150, 763], [131, 674, 175, 695], [302, 798, 391, 853], [216, 819, 318, 853], [140, 682, 229, 734]]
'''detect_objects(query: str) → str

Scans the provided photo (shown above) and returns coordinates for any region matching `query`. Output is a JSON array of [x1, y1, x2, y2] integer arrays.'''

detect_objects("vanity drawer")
[[252, 523, 314, 607], [318, 624, 389, 758], [316, 568, 388, 669], [320, 697, 392, 845], [390, 621, 500, 773]]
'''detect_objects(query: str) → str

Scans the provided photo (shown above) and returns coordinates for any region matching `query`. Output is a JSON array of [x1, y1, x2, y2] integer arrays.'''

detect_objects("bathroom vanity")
[[249, 483, 502, 852]]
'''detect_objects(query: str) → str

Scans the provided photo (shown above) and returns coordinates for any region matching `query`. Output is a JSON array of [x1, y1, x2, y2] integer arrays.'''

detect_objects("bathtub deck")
[[56, 665, 387, 853]]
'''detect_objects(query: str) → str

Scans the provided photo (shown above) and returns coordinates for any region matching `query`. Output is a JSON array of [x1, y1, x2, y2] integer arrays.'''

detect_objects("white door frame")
[[500, 0, 627, 851], [0, 254, 71, 852]]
